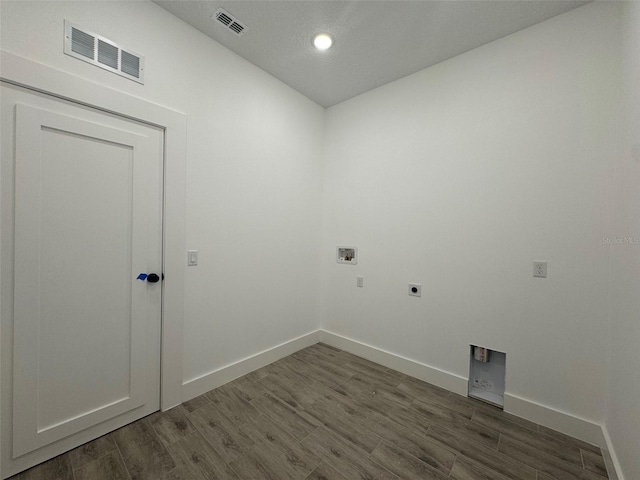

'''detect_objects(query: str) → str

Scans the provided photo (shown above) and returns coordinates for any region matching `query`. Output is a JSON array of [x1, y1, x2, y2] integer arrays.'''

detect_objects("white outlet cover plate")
[[533, 261, 547, 278]]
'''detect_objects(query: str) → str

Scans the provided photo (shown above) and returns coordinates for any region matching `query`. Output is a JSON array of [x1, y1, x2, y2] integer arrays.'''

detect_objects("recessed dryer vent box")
[[336, 247, 357, 265], [469, 345, 506, 408]]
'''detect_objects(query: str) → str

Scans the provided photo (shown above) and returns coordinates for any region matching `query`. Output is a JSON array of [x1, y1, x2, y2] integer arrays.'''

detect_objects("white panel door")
[[1, 85, 163, 465]]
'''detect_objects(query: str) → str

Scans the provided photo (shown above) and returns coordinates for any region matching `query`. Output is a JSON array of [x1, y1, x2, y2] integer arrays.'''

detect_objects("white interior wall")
[[1, 1, 637, 477], [605, 1, 640, 479], [0, 0, 325, 385], [321, 1, 619, 426]]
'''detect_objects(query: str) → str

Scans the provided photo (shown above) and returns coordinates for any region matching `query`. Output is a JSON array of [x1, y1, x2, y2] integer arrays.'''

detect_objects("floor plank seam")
[[113, 439, 133, 480]]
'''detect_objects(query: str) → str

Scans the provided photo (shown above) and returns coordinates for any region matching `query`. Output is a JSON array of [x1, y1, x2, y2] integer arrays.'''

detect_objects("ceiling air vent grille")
[[229, 22, 245, 35], [216, 12, 233, 26], [213, 8, 247, 36], [64, 20, 145, 84]]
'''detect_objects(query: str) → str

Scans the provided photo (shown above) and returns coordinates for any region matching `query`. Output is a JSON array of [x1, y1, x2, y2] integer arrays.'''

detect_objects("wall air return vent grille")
[[64, 20, 145, 84], [121, 51, 141, 78], [213, 8, 247, 36], [97, 39, 119, 69], [70, 27, 95, 59]]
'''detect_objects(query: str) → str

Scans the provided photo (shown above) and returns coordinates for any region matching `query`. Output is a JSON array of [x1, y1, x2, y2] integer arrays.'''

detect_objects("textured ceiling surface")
[[153, 0, 588, 108]]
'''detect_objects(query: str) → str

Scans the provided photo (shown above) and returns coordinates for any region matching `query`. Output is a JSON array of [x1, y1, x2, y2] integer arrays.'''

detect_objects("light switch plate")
[[188, 250, 198, 266]]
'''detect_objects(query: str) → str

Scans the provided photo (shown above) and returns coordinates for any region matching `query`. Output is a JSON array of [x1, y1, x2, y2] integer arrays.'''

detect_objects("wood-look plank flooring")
[[9, 343, 610, 480]]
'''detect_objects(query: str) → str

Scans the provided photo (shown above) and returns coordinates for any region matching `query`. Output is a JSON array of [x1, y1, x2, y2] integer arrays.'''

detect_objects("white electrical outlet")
[[408, 283, 421, 297], [533, 261, 547, 278]]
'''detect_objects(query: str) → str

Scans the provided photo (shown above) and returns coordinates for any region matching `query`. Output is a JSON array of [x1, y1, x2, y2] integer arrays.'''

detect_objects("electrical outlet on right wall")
[[533, 261, 547, 278]]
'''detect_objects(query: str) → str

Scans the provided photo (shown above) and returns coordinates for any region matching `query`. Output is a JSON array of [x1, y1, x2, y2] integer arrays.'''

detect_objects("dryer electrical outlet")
[[408, 283, 421, 297]]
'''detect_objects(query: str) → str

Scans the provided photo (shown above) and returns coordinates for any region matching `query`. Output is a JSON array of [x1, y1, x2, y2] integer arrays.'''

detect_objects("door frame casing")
[[0, 50, 186, 476]]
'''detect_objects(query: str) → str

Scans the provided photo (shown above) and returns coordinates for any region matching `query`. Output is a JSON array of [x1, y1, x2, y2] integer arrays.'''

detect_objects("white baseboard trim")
[[601, 424, 624, 480], [319, 330, 468, 396], [182, 330, 322, 402], [503, 393, 604, 448]]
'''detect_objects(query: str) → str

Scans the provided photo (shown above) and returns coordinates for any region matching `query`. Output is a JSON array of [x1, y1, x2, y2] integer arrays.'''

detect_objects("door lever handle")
[[147, 273, 161, 283], [136, 272, 163, 282]]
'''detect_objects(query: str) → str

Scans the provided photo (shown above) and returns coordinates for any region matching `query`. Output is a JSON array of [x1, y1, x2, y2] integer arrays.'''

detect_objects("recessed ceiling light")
[[313, 33, 333, 51]]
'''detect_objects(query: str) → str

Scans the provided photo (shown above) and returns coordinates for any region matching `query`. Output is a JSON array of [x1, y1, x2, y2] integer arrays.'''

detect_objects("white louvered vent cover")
[[64, 21, 145, 84], [213, 8, 247, 36]]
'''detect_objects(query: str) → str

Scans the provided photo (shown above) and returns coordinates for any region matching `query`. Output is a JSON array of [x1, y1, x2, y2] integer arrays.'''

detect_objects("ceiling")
[[153, 0, 588, 108]]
